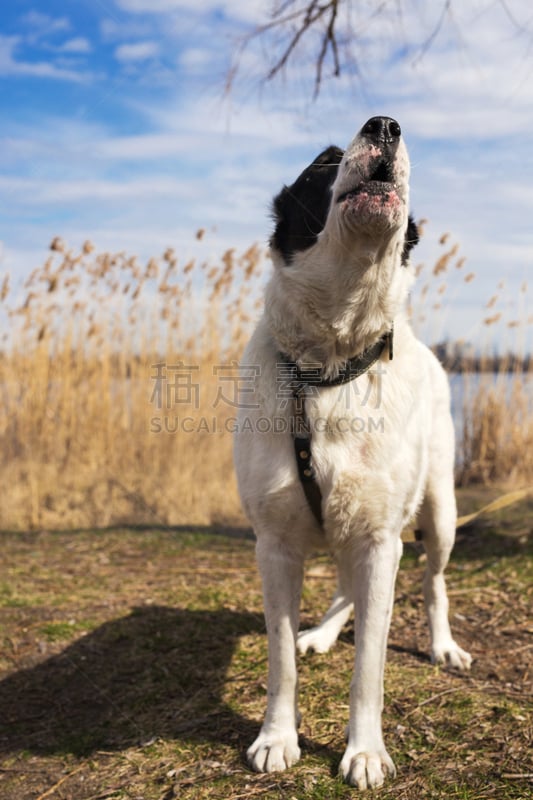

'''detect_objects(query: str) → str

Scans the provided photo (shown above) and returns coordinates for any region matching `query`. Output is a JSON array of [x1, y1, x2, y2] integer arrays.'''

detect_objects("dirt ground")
[[0, 488, 531, 799]]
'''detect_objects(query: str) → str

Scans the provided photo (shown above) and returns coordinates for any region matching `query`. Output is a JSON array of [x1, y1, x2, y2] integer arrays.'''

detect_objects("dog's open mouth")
[[337, 158, 396, 203]]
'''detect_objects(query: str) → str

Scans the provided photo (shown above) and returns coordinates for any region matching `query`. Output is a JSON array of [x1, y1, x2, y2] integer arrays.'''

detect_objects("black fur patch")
[[271, 145, 344, 264], [402, 215, 419, 265]]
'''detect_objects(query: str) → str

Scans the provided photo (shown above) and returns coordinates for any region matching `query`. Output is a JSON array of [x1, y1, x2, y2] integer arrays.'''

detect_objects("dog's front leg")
[[298, 555, 354, 654], [340, 536, 402, 790], [248, 535, 304, 773]]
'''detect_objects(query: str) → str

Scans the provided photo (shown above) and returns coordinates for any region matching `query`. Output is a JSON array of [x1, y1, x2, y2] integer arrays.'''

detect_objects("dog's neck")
[[266, 230, 414, 375]]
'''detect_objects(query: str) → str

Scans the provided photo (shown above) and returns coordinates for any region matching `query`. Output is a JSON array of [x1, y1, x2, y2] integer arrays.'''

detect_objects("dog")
[[233, 116, 472, 790]]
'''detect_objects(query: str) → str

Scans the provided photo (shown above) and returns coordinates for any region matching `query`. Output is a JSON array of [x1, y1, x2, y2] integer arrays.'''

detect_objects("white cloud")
[[56, 37, 92, 54], [114, 41, 160, 62], [20, 11, 71, 37], [115, 0, 189, 10], [115, 0, 265, 23], [0, 35, 90, 82], [0, 174, 182, 203], [92, 132, 189, 160], [180, 47, 214, 70], [100, 18, 150, 41]]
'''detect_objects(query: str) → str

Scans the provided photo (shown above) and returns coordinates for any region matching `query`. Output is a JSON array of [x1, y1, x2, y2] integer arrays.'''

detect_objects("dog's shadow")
[[0, 605, 271, 759]]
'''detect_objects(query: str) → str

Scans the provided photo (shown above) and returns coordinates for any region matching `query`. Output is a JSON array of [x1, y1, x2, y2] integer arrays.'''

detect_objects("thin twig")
[[230, 783, 281, 799], [497, 0, 529, 33], [0, 767, 44, 773], [404, 686, 464, 718], [177, 568, 256, 576], [83, 790, 128, 800], [413, 0, 452, 64], [35, 765, 84, 800], [501, 773, 533, 779], [314, 0, 340, 98], [267, 0, 332, 81]]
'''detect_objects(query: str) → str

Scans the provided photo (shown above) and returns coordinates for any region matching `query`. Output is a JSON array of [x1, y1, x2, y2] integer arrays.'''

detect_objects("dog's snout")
[[361, 117, 401, 145]]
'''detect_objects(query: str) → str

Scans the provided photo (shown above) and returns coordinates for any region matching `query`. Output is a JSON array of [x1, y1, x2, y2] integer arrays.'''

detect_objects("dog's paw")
[[297, 626, 336, 655], [247, 730, 300, 773], [339, 747, 396, 790], [432, 640, 472, 671]]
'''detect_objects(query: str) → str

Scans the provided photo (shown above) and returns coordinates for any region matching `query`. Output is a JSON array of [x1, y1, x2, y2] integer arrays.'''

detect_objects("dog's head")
[[271, 117, 418, 267]]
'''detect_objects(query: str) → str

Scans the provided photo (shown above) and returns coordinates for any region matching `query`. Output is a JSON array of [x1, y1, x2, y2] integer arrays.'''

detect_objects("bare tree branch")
[[313, 0, 340, 98], [497, 0, 531, 33], [225, 0, 346, 98], [226, 0, 533, 100], [265, 1, 340, 87], [412, 0, 452, 65]]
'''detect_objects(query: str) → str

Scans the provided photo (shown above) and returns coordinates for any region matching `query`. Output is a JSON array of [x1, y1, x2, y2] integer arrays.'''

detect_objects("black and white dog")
[[233, 117, 471, 790]]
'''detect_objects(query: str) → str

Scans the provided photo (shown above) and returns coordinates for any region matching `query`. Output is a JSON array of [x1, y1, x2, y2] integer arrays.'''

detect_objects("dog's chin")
[[338, 182, 405, 231]]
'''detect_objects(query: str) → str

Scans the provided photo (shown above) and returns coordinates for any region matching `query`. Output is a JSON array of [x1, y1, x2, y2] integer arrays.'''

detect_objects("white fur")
[[233, 122, 471, 790]]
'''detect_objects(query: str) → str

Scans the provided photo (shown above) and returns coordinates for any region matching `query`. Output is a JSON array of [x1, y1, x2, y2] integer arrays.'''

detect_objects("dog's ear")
[[270, 186, 292, 260], [402, 215, 419, 265], [270, 145, 344, 265]]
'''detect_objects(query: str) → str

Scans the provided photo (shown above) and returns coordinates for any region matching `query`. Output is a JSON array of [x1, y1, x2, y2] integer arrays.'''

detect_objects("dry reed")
[[0, 236, 264, 530], [0, 229, 530, 530], [409, 234, 533, 486]]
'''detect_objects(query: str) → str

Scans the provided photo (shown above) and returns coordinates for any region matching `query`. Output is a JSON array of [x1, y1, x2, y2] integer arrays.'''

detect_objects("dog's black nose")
[[361, 117, 401, 144]]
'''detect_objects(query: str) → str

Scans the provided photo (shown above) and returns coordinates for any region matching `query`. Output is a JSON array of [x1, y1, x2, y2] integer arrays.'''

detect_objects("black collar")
[[280, 328, 393, 391]]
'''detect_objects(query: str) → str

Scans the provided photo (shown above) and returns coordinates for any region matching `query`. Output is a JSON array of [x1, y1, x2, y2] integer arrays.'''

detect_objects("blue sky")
[[1, 0, 532, 350]]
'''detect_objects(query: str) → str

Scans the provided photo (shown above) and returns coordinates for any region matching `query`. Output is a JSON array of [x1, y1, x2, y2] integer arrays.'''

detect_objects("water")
[[449, 371, 533, 464]]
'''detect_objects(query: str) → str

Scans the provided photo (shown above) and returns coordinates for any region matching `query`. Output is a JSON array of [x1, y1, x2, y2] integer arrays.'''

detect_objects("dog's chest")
[[303, 365, 427, 538], [306, 371, 385, 451], [305, 363, 423, 480]]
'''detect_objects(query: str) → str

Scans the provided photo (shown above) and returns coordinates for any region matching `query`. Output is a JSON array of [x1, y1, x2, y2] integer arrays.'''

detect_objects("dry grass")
[[0, 236, 264, 530], [458, 375, 533, 485], [0, 491, 531, 799], [408, 230, 533, 486], [0, 229, 531, 530]]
